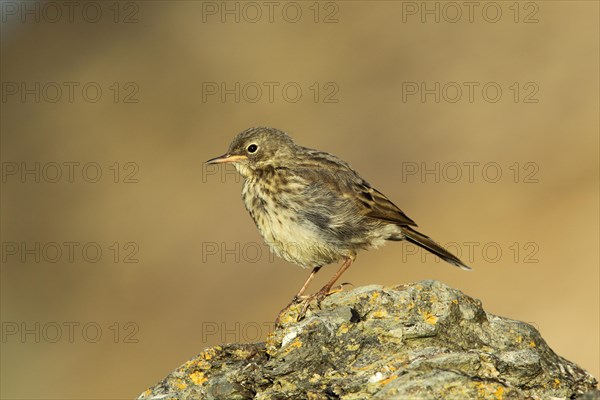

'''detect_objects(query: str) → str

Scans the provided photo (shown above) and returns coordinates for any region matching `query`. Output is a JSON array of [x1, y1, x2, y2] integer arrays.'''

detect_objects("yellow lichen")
[[529, 341, 536, 348], [233, 348, 253, 359], [278, 305, 301, 325], [475, 382, 486, 397], [553, 378, 560, 388], [494, 386, 504, 399], [474, 382, 505, 399], [422, 311, 438, 325], [189, 371, 208, 385], [372, 309, 388, 318], [173, 378, 187, 390], [201, 347, 219, 360], [381, 375, 397, 385], [280, 337, 303, 356], [196, 359, 211, 370], [337, 324, 349, 335], [346, 343, 360, 351]]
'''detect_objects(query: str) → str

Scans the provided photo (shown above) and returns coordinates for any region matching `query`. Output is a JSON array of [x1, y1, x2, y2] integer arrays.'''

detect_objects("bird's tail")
[[402, 227, 472, 270]]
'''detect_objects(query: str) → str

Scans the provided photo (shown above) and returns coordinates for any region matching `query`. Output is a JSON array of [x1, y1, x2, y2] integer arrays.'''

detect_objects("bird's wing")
[[350, 180, 418, 227], [289, 150, 418, 227]]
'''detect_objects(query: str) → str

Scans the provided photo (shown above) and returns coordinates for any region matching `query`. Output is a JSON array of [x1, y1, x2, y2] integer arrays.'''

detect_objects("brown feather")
[[402, 227, 471, 270], [355, 183, 418, 227]]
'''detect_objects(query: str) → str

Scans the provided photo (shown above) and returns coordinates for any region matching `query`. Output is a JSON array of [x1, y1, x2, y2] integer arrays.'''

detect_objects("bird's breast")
[[241, 177, 342, 267]]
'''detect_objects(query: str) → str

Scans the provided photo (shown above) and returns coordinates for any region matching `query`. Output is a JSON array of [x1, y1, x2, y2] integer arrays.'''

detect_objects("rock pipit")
[[207, 127, 471, 318]]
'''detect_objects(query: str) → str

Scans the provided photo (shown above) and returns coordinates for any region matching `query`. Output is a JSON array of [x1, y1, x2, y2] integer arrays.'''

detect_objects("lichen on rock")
[[137, 280, 598, 399]]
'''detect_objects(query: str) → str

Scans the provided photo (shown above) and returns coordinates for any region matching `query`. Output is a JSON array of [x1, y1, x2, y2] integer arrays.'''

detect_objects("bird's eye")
[[247, 144, 258, 153]]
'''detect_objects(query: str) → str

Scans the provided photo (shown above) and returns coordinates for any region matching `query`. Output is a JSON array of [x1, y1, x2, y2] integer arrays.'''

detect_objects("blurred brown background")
[[1, 1, 598, 398]]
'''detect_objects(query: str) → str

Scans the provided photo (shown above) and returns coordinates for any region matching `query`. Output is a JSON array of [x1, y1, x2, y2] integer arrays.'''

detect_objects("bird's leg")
[[316, 257, 353, 296], [275, 266, 322, 325], [299, 257, 354, 318], [293, 265, 322, 301]]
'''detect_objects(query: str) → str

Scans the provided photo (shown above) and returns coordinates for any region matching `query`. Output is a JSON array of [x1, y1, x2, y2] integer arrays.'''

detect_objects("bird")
[[206, 127, 471, 318]]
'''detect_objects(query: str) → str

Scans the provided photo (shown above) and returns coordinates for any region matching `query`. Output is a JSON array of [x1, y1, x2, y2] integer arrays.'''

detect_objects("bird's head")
[[206, 127, 297, 177]]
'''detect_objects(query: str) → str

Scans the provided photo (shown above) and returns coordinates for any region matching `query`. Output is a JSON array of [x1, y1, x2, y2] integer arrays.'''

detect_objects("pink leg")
[[294, 266, 322, 299]]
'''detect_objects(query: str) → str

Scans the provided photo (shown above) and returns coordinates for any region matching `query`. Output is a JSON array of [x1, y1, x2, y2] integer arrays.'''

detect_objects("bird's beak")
[[205, 154, 248, 164]]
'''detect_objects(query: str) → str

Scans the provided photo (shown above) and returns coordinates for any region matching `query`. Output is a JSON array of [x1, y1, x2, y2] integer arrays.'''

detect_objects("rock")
[[137, 280, 598, 399]]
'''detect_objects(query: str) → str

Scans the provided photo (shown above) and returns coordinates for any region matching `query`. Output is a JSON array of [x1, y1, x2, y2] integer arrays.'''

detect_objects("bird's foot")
[[275, 285, 351, 326], [292, 294, 310, 302], [332, 282, 354, 292], [297, 284, 349, 320], [275, 295, 306, 326], [297, 292, 325, 320]]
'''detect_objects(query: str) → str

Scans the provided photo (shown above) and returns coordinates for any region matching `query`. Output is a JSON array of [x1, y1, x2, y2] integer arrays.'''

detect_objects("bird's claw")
[[276, 285, 350, 326], [297, 286, 339, 320], [292, 294, 310, 302], [275, 295, 308, 326]]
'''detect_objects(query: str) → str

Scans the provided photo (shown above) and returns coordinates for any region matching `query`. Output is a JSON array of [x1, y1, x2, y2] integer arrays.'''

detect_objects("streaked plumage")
[[206, 127, 471, 316]]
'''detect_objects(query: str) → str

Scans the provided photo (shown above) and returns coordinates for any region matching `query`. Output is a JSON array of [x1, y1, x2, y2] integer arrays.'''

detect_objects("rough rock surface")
[[138, 280, 598, 399]]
